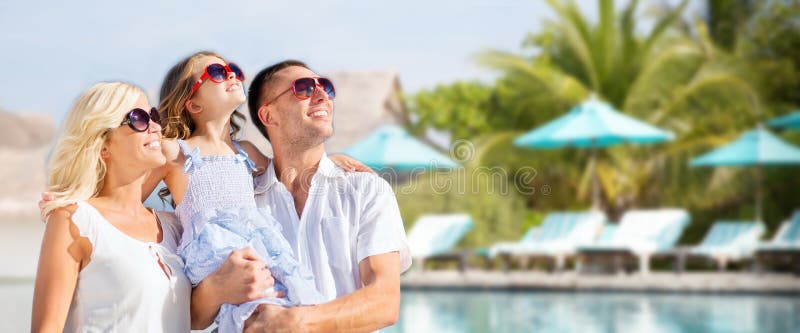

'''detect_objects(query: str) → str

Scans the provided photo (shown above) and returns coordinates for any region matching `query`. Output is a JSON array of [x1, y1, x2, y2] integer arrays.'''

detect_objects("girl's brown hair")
[[158, 50, 246, 140], [157, 51, 246, 205]]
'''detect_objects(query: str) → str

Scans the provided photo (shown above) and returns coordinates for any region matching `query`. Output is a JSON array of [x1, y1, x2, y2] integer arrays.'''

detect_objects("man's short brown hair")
[[247, 60, 310, 141]]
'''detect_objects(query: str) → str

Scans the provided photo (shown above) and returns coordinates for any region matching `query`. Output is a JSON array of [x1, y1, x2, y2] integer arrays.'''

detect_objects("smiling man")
[[241, 60, 411, 332]]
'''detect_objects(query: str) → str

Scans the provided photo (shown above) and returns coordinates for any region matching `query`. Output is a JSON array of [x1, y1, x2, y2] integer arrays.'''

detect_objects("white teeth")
[[145, 141, 161, 149], [310, 111, 326, 117]]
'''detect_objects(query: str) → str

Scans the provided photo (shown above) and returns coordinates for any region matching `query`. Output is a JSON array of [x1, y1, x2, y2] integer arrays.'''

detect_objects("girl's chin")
[[225, 94, 246, 107], [228, 88, 246, 98]]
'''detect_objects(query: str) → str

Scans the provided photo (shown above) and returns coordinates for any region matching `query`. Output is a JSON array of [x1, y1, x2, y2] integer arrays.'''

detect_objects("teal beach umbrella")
[[513, 99, 675, 149], [340, 125, 459, 171], [767, 111, 800, 130], [691, 128, 800, 167], [514, 98, 675, 208], [691, 127, 800, 221]]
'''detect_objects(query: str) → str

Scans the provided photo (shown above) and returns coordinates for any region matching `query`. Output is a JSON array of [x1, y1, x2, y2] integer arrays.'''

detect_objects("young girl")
[[33, 82, 191, 332], [143, 51, 365, 332]]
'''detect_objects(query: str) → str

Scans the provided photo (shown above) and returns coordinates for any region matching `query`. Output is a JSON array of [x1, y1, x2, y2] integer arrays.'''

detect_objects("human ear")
[[259, 105, 277, 127], [185, 99, 202, 114]]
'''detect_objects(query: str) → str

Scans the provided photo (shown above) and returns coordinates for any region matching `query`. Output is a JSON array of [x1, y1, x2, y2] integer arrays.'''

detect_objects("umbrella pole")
[[591, 144, 600, 211], [755, 165, 762, 222]]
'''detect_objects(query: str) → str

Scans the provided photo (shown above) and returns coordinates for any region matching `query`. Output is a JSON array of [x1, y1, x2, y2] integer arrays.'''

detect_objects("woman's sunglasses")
[[266, 77, 336, 105], [120, 107, 160, 132], [189, 63, 245, 97]]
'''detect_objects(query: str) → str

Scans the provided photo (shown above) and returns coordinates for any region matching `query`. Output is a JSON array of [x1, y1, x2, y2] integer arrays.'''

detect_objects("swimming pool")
[[386, 289, 800, 333], [5, 281, 798, 332]]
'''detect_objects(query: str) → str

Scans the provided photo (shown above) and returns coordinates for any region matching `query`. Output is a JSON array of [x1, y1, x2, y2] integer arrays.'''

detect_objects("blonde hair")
[[42, 82, 144, 219], [158, 50, 245, 140]]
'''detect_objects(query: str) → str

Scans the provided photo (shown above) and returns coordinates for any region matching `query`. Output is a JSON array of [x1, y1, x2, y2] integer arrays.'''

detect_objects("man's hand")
[[209, 247, 281, 305], [242, 252, 402, 332], [38, 192, 55, 220], [191, 247, 283, 329], [329, 154, 376, 174], [243, 304, 303, 333]]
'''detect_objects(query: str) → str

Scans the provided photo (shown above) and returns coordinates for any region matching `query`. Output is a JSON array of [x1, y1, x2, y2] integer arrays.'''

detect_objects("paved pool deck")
[[401, 270, 800, 294]]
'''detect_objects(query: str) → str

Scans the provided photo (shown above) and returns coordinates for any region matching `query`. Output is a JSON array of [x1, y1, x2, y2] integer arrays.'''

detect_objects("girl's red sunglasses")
[[189, 63, 245, 98]]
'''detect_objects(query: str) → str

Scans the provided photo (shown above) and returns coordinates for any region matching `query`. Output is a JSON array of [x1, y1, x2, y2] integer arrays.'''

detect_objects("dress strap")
[[177, 139, 204, 174], [176, 139, 191, 156], [232, 141, 258, 173], [70, 201, 101, 248]]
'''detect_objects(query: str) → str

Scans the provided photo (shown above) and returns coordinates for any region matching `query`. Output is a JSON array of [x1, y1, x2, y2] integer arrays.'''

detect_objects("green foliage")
[[407, 82, 494, 140], [401, 0, 800, 247], [395, 166, 530, 248], [738, 0, 800, 108], [708, 0, 754, 51]]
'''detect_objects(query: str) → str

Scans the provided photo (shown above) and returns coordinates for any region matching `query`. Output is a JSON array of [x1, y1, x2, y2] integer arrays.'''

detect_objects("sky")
[[0, 0, 704, 120]]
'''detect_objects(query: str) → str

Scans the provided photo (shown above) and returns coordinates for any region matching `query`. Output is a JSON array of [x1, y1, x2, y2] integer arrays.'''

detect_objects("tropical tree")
[[416, 0, 761, 220], [406, 0, 800, 244]]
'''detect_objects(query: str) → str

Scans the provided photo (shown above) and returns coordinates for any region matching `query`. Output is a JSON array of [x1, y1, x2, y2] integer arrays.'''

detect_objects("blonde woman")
[[31, 82, 191, 332]]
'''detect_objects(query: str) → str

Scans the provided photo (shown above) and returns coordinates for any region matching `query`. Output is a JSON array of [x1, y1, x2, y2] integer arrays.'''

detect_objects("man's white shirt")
[[253, 153, 411, 301]]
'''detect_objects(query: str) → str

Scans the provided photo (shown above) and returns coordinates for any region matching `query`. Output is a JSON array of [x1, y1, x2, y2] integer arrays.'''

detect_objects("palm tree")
[[476, 0, 762, 217]]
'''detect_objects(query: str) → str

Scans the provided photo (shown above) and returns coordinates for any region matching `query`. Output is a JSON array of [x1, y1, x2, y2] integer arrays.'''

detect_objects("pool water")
[[386, 290, 800, 333], [6, 281, 798, 332]]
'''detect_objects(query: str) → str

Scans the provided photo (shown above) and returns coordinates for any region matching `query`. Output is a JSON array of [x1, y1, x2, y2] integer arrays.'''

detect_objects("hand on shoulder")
[[238, 140, 271, 175], [329, 154, 375, 174]]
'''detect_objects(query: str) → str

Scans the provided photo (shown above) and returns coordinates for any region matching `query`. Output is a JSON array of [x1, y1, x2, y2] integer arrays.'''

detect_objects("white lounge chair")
[[407, 214, 473, 271], [577, 208, 691, 274], [756, 211, 800, 274], [691, 221, 765, 271], [490, 211, 606, 272]]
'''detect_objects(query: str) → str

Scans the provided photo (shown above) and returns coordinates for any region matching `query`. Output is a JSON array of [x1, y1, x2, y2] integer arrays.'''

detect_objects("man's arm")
[[245, 251, 401, 333], [190, 248, 278, 329]]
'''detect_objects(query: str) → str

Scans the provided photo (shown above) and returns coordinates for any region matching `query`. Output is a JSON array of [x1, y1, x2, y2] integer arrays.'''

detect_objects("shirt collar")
[[317, 152, 347, 179], [254, 152, 344, 194]]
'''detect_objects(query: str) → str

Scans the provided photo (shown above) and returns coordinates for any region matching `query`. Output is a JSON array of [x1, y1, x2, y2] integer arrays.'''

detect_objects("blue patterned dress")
[[174, 139, 325, 332]]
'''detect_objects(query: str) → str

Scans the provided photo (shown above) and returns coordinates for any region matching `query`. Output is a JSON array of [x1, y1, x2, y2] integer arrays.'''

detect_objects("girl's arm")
[[140, 139, 182, 202], [141, 166, 169, 202], [31, 206, 90, 332]]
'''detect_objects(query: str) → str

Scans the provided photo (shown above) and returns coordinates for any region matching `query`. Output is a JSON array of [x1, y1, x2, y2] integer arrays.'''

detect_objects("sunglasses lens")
[[319, 78, 335, 99], [128, 109, 150, 132], [207, 64, 227, 82], [293, 78, 316, 99], [149, 107, 161, 125], [229, 63, 245, 81]]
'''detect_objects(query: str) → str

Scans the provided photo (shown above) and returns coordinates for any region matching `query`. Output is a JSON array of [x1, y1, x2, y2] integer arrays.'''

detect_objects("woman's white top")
[[63, 201, 191, 332]]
